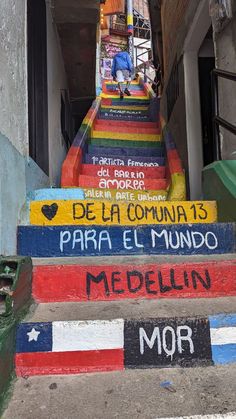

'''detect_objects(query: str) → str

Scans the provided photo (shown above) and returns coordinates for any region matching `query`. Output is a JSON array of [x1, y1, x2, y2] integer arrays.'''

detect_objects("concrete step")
[[32, 255, 236, 303], [88, 138, 161, 149], [101, 96, 150, 104], [93, 122, 160, 135], [80, 163, 166, 179], [29, 200, 217, 227], [87, 144, 164, 157], [95, 119, 159, 128], [3, 367, 236, 419], [83, 154, 165, 167], [83, 187, 168, 202], [25, 195, 219, 234], [17, 223, 235, 258], [78, 174, 167, 190], [98, 113, 151, 122], [91, 129, 160, 143], [14, 298, 236, 375]]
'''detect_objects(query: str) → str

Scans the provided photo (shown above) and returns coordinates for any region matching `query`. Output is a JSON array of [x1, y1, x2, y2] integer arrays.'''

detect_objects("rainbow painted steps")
[[15, 299, 236, 375], [13, 78, 236, 384]]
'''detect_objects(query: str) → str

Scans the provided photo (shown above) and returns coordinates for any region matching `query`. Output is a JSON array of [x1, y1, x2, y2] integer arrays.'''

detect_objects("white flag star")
[[27, 328, 40, 342]]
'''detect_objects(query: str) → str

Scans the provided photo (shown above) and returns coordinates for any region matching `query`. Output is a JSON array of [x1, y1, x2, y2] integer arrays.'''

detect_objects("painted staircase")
[[15, 79, 236, 377]]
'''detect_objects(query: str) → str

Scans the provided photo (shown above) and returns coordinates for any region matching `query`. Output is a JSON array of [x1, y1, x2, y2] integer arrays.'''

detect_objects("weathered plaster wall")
[[0, 133, 49, 255], [0, 0, 28, 156], [214, 14, 236, 159], [46, 4, 68, 186]]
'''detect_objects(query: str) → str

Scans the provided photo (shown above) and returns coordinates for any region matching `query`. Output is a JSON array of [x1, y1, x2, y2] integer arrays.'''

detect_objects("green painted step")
[[89, 139, 162, 148]]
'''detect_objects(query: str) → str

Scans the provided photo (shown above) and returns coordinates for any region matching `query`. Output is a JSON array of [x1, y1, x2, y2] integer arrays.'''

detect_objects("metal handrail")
[[211, 68, 236, 160]]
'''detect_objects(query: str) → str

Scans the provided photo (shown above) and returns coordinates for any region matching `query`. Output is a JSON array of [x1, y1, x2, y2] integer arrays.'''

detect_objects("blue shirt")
[[111, 52, 133, 77]]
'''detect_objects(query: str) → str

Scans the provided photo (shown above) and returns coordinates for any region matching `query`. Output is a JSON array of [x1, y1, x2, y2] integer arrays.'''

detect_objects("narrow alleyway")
[[3, 78, 236, 418]]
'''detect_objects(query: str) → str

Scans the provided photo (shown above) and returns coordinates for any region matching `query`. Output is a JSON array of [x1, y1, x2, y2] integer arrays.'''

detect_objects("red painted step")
[[78, 174, 167, 191], [33, 260, 236, 303], [94, 123, 160, 135], [96, 119, 159, 129], [81, 164, 165, 179]]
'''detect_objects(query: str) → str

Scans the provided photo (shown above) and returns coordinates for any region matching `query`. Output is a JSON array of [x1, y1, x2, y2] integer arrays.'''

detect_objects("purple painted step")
[[87, 145, 164, 157], [84, 154, 165, 167]]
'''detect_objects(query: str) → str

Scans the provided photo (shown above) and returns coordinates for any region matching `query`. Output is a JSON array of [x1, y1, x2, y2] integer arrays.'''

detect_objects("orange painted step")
[[94, 123, 160, 135], [95, 119, 159, 129], [81, 164, 165, 179], [78, 174, 167, 191]]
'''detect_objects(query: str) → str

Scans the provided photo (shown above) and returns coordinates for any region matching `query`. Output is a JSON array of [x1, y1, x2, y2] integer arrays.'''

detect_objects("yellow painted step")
[[91, 130, 161, 142], [83, 188, 168, 202], [101, 93, 149, 100], [30, 200, 217, 226]]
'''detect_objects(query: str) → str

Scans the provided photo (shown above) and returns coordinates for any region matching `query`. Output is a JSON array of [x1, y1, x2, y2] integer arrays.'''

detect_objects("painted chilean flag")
[[16, 319, 124, 376]]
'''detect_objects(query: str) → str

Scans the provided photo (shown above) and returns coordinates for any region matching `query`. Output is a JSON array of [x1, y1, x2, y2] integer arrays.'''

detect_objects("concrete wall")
[[214, 12, 236, 160], [0, 0, 28, 156], [160, 0, 200, 196], [0, 1, 68, 254], [46, 3, 68, 185], [0, 133, 49, 255]]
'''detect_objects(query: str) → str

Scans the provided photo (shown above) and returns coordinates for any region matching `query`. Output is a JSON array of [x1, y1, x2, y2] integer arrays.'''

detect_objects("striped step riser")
[[87, 145, 164, 157], [105, 86, 144, 92], [99, 110, 150, 119], [98, 114, 151, 122], [93, 124, 160, 135], [29, 201, 217, 226], [95, 120, 159, 129], [84, 155, 165, 167], [89, 139, 161, 149], [98, 108, 149, 120], [81, 164, 165, 179], [102, 97, 150, 106], [91, 131, 160, 142], [17, 224, 235, 258], [78, 175, 167, 190], [15, 314, 236, 376], [83, 188, 168, 202], [100, 104, 149, 110], [33, 260, 236, 302]]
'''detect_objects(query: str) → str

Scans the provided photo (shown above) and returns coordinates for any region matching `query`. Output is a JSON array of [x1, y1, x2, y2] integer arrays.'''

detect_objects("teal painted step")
[[88, 139, 161, 148], [203, 160, 236, 222], [17, 223, 235, 258]]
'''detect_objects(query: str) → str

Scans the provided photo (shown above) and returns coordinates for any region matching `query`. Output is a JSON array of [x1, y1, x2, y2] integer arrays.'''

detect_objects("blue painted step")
[[105, 84, 143, 91], [84, 154, 165, 167], [87, 145, 164, 157], [98, 114, 151, 122], [17, 223, 235, 258]]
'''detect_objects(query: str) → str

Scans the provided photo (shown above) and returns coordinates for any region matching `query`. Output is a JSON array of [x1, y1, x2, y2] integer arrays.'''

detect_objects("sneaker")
[[120, 92, 124, 99], [124, 88, 131, 96]]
